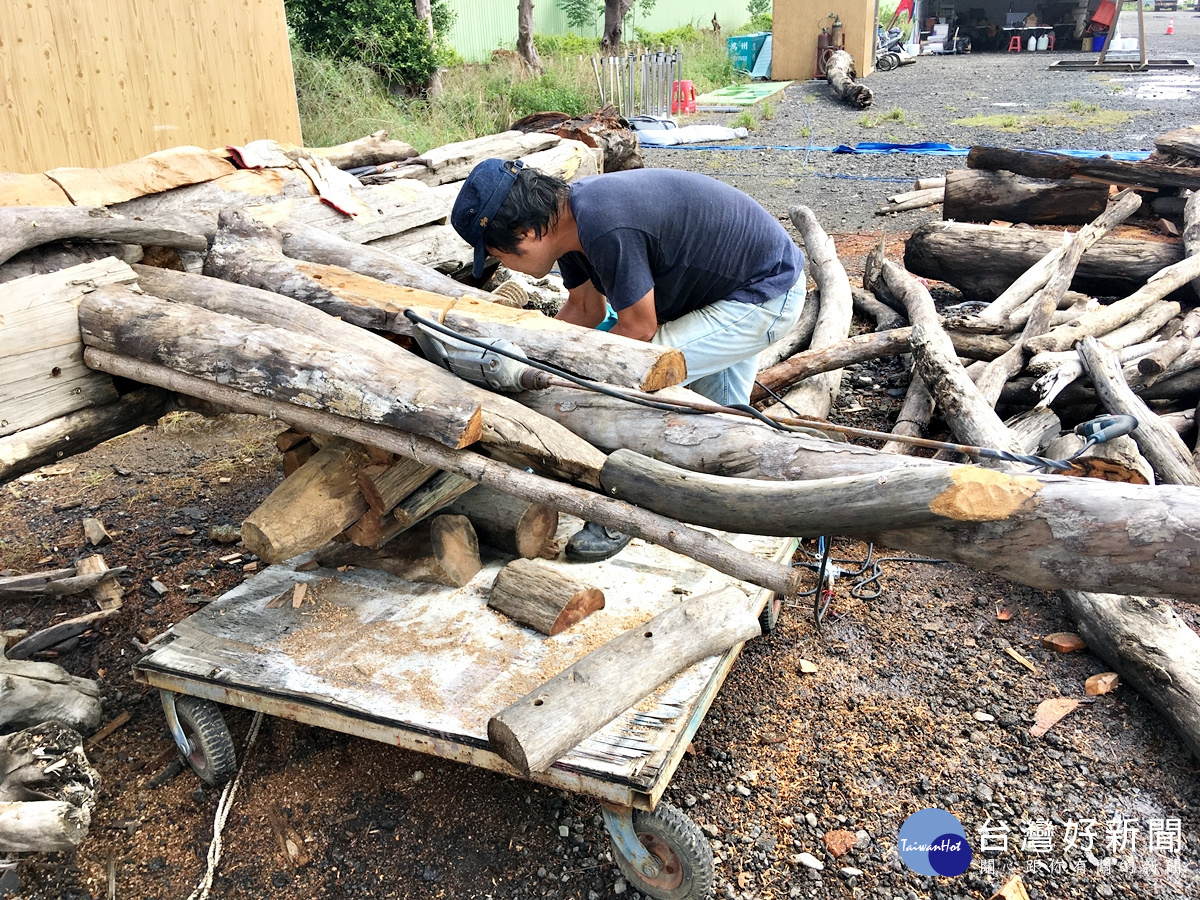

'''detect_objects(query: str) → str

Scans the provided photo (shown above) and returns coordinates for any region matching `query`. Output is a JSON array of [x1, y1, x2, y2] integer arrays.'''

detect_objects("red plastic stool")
[[1006, 34, 1023, 52], [1047, 34, 1055, 50], [671, 80, 697, 114]]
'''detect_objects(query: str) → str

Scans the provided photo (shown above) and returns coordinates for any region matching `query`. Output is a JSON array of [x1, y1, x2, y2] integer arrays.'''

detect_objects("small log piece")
[[82, 518, 111, 547], [242, 438, 374, 564], [446, 487, 559, 559], [487, 558, 604, 635], [346, 471, 476, 549], [488, 585, 761, 775], [0, 653, 102, 732], [75, 554, 123, 611], [317, 514, 481, 587], [0, 721, 100, 853], [357, 456, 438, 515]]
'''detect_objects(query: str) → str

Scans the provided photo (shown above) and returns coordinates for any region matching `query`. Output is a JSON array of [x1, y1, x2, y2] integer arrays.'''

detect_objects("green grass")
[[293, 29, 740, 150], [954, 103, 1143, 132], [860, 107, 910, 128], [759, 100, 775, 121], [732, 110, 758, 130]]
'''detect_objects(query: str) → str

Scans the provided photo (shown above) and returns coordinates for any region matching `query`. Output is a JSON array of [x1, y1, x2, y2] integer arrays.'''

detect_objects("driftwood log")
[[0, 652, 102, 733], [941, 169, 1110, 225], [0, 206, 209, 268], [488, 585, 761, 775], [763, 206, 853, 418], [905, 221, 1184, 301], [967, 145, 1200, 192], [446, 487, 559, 559], [207, 210, 686, 392], [0, 721, 100, 853], [825, 50, 873, 108], [487, 558, 604, 635], [754, 289, 820, 371], [129, 264, 608, 486]]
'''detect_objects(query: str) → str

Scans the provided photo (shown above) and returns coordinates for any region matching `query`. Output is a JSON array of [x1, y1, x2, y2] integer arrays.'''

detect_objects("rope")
[[185, 711, 264, 900]]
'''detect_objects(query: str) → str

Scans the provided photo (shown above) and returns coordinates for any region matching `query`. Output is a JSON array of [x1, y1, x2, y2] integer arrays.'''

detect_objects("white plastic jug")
[[1036, 34, 1049, 51], [1027, 36, 1036, 50]]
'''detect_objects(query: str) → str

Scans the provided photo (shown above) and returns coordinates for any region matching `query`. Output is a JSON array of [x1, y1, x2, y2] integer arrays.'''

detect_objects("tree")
[[413, 0, 443, 96], [287, 0, 455, 93], [518, 0, 544, 73], [558, 0, 603, 31], [600, 0, 635, 53]]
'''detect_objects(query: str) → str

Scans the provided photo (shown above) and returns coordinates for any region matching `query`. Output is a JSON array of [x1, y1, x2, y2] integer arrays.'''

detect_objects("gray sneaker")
[[565, 521, 632, 562]]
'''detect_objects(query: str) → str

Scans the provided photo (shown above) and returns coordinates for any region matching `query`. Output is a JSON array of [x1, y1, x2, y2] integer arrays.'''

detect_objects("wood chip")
[[1042, 632, 1086, 653], [822, 829, 857, 859], [291, 582, 308, 609], [1085, 672, 1119, 695], [1030, 697, 1081, 737], [990, 874, 1031, 900], [1003, 646, 1038, 673], [85, 710, 131, 747], [798, 659, 819, 674], [83, 517, 112, 547]]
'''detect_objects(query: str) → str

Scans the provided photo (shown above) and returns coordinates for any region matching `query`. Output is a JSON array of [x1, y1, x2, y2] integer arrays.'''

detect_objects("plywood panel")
[[772, 0, 876, 81], [0, 1, 301, 174]]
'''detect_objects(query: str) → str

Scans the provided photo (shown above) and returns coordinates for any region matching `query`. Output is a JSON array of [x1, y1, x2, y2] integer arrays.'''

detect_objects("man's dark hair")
[[482, 168, 571, 255]]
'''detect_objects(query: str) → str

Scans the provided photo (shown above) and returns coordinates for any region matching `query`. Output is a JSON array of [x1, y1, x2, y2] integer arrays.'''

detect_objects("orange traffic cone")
[[1166, 18, 1174, 35]]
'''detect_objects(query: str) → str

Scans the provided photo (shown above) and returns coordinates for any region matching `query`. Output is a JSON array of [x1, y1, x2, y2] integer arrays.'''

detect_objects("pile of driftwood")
[[2, 119, 1200, 842]]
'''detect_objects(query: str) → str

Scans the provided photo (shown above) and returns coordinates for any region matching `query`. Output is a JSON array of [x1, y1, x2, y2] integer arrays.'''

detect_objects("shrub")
[[287, 0, 455, 89], [533, 32, 601, 55]]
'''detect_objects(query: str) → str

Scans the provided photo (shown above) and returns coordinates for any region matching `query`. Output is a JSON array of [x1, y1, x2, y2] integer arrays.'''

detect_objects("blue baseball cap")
[[450, 158, 525, 278]]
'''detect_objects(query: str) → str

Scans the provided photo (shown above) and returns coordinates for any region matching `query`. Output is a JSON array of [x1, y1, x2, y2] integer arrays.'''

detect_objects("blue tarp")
[[649, 141, 1153, 161]]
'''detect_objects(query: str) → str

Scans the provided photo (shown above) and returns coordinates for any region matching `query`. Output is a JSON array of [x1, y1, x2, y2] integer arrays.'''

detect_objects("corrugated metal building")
[[444, 0, 755, 61]]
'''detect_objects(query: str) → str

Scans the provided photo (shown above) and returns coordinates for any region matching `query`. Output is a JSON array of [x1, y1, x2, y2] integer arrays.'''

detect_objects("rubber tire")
[[173, 696, 237, 787], [611, 802, 714, 900], [877, 52, 900, 71], [758, 593, 782, 635]]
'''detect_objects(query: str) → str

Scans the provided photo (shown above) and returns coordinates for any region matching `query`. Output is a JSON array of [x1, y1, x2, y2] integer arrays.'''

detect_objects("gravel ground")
[[647, 11, 1200, 232], [5, 22, 1200, 900]]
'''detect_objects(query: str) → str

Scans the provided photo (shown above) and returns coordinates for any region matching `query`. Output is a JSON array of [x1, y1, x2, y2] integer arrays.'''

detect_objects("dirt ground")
[[4, 23, 1200, 900]]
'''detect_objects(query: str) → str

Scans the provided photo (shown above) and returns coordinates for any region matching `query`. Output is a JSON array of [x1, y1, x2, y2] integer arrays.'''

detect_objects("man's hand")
[[610, 289, 657, 342], [556, 280, 607, 328]]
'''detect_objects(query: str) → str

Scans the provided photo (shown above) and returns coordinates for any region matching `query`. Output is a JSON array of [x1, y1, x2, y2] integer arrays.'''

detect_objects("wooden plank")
[[45, 146, 236, 206], [0, 258, 136, 435], [0, 0, 301, 173]]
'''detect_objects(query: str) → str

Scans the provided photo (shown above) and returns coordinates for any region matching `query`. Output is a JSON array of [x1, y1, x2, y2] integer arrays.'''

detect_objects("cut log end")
[[550, 588, 606, 636], [487, 716, 531, 775], [640, 349, 688, 392]]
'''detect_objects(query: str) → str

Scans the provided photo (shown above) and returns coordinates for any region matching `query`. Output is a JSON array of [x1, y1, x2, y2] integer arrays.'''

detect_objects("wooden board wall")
[[0, 0, 302, 174], [772, 0, 875, 80]]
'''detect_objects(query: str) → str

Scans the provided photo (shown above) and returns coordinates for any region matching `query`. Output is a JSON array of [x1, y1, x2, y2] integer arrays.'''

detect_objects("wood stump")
[[488, 559, 604, 635]]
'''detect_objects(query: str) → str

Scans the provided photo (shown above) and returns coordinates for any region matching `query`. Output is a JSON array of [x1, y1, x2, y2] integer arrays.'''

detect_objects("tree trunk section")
[[1185, 189, 1200, 301], [825, 50, 874, 108], [942, 169, 1109, 225], [356, 456, 438, 515], [1154, 125, 1200, 162], [488, 558, 604, 635], [242, 438, 374, 564], [904, 221, 1184, 302], [80, 284, 483, 449], [317, 514, 481, 587], [446, 487, 559, 558], [600, 0, 635, 53], [488, 585, 761, 774], [0, 207, 208, 267], [0, 655, 102, 733], [1059, 590, 1200, 760], [1136, 307, 1200, 384], [0, 801, 90, 852]]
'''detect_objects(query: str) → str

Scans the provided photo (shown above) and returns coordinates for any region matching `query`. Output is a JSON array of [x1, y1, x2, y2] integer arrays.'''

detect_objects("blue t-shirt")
[[557, 169, 802, 322]]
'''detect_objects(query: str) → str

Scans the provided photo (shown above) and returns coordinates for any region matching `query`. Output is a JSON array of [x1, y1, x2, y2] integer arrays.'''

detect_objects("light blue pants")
[[650, 283, 806, 406]]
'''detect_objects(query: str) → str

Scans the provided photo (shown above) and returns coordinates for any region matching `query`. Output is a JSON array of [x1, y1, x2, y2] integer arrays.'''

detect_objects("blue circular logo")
[[897, 809, 972, 877]]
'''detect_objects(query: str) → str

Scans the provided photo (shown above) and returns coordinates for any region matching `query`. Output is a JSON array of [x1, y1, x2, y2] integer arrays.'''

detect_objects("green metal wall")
[[443, 0, 757, 61]]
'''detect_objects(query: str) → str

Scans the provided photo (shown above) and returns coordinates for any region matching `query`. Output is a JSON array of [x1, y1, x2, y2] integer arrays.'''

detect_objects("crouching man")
[[451, 160, 805, 560]]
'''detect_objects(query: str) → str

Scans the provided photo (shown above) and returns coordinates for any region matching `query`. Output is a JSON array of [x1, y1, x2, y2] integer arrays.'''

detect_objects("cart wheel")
[[759, 592, 782, 635], [611, 802, 714, 900], [173, 696, 237, 786], [877, 52, 900, 71]]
